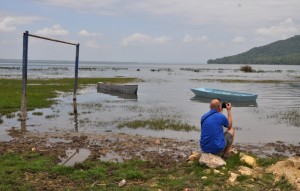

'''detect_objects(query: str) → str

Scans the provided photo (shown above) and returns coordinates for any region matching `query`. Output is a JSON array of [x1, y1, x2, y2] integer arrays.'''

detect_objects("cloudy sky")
[[0, 0, 299, 63]]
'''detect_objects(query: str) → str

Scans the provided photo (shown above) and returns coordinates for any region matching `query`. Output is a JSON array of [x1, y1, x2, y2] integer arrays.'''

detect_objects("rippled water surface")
[[1, 61, 299, 144]]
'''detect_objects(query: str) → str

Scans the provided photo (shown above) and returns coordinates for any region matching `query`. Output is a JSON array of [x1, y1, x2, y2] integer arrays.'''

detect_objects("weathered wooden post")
[[73, 43, 80, 114], [21, 31, 29, 126]]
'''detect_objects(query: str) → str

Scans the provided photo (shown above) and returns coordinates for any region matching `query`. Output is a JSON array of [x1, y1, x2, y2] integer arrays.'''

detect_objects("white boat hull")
[[191, 88, 257, 102]]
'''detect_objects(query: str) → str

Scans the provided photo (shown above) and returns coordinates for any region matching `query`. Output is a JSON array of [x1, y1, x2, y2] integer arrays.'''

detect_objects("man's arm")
[[226, 103, 233, 129]]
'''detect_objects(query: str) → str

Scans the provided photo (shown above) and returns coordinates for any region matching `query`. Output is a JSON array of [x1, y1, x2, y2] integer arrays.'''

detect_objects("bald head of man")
[[210, 98, 222, 111]]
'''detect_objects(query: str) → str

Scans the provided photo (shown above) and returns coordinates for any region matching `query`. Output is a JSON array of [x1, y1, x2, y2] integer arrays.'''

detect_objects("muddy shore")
[[1, 127, 299, 166]]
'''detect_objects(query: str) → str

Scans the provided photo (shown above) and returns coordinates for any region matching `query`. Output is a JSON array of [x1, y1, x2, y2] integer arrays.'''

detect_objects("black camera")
[[221, 102, 227, 108]]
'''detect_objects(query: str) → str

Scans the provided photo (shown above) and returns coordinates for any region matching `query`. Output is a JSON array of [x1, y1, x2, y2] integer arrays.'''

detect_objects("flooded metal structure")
[[21, 31, 80, 128]]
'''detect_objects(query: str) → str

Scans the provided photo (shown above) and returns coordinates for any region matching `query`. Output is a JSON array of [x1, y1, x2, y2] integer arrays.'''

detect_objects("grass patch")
[[258, 156, 287, 167], [0, 77, 138, 116], [0, 152, 296, 190], [32, 112, 43, 116], [117, 118, 196, 131]]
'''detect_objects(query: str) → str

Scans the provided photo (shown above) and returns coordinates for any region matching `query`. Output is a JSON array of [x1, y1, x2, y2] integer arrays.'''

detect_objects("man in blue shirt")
[[200, 98, 234, 158]]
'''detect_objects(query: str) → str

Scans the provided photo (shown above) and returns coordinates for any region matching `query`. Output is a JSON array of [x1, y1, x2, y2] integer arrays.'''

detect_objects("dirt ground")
[[1, 127, 300, 166]]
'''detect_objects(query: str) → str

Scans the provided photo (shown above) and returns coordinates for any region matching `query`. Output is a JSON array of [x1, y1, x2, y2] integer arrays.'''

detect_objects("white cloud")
[[78, 29, 103, 37], [36, 1, 300, 30], [183, 34, 193, 43], [0, 16, 40, 32], [121, 33, 170, 46], [183, 34, 208, 43], [85, 40, 100, 48], [232, 36, 245, 43], [35, 24, 69, 36], [37, 0, 119, 15], [255, 18, 299, 39]]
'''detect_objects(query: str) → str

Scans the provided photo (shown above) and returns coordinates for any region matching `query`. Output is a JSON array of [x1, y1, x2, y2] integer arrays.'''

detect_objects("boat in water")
[[190, 96, 258, 107], [191, 87, 258, 102], [97, 82, 138, 95]]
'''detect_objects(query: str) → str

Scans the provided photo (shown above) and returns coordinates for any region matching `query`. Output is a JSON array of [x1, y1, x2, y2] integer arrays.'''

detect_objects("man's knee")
[[226, 128, 234, 137]]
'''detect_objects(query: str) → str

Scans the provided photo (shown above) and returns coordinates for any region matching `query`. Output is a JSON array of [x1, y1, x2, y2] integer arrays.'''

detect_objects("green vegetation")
[[208, 35, 300, 65], [240, 65, 255, 73], [0, 151, 294, 191], [0, 78, 138, 116], [32, 112, 43, 116], [118, 118, 195, 131]]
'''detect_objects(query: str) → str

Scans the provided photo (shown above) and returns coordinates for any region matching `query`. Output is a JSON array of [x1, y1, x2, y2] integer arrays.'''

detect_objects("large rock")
[[240, 153, 257, 167], [267, 156, 300, 190], [228, 172, 239, 183], [199, 153, 226, 168]]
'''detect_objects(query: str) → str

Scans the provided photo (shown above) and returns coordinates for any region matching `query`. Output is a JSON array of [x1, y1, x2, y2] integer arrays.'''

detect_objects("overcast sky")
[[0, 0, 299, 63]]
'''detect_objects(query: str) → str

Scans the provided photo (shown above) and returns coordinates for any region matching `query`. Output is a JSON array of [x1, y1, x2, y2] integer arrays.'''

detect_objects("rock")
[[228, 172, 239, 183], [230, 147, 238, 154], [187, 151, 199, 161], [238, 166, 253, 176], [267, 156, 300, 190], [203, 169, 211, 174], [118, 179, 126, 187], [199, 153, 226, 168], [213, 169, 220, 174], [240, 155, 257, 167], [155, 139, 160, 145]]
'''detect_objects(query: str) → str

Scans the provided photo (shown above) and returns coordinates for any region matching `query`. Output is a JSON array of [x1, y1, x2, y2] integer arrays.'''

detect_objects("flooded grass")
[[118, 118, 196, 131], [191, 79, 297, 83], [0, 151, 295, 190], [269, 109, 300, 127], [45, 114, 58, 119], [0, 77, 138, 116], [32, 112, 43, 116]]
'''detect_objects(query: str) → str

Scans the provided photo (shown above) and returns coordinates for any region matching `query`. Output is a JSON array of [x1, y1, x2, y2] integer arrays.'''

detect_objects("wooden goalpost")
[[21, 31, 80, 126]]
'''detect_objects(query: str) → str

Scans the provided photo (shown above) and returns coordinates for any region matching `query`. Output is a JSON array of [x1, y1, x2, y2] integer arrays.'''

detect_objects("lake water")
[[0, 60, 299, 145]]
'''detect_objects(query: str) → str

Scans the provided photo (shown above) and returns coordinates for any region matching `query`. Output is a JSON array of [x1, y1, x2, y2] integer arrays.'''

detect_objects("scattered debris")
[[118, 179, 126, 187]]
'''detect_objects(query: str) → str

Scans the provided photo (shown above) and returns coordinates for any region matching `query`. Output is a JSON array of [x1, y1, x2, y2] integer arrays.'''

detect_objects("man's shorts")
[[224, 131, 233, 148]]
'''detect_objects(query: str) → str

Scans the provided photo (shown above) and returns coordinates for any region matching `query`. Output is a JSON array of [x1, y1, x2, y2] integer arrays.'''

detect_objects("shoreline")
[[2, 128, 299, 165]]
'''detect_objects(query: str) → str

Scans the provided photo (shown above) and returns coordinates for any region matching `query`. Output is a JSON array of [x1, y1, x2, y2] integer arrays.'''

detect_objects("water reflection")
[[58, 148, 90, 166], [21, 119, 27, 131], [73, 100, 79, 132], [97, 90, 138, 100], [191, 96, 258, 107]]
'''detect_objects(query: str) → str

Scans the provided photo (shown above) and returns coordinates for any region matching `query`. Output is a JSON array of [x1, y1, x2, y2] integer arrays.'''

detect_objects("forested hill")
[[207, 35, 300, 65]]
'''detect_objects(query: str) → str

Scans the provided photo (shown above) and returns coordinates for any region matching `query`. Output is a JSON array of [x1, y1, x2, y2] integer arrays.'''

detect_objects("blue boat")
[[191, 88, 258, 102]]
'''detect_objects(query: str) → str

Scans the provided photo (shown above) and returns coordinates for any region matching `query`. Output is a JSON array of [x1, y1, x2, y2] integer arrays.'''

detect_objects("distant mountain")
[[207, 35, 300, 65]]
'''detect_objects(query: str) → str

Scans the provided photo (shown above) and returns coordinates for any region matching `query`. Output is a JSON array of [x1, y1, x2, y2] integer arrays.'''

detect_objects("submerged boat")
[[97, 82, 138, 95], [191, 88, 258, 102]]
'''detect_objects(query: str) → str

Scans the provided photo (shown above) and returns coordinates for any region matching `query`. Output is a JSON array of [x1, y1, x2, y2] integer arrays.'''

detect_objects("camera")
[[221, 102, 227, 108]]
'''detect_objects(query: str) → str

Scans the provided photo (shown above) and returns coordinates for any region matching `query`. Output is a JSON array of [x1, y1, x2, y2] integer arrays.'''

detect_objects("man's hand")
[[226, 103, 232, 129], [226, 103, 232, 111]]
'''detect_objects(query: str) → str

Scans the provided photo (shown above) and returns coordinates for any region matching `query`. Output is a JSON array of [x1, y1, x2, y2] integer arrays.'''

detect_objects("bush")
[[240, 65, 256, 73]]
